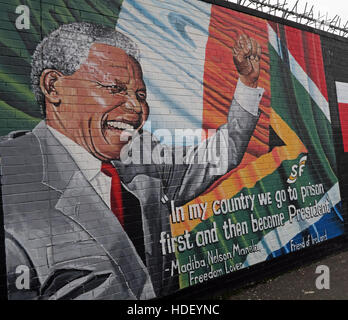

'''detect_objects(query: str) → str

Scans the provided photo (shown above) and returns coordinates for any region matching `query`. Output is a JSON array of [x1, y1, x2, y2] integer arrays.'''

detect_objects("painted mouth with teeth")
[[101, 116, 142, 140], [105, 120, 136, 131]]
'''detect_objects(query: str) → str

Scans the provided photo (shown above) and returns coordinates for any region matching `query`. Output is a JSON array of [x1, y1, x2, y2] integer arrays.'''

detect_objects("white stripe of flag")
[[336, 82, 348, 104]]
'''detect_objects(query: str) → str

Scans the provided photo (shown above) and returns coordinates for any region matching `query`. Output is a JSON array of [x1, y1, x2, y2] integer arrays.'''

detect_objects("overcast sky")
[[286, 0, 348, 20], [228, 0, 348, 25]]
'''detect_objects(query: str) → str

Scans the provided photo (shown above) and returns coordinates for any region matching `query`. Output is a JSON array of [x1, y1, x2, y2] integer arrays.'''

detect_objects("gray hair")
[[31, 22, 140, 117]]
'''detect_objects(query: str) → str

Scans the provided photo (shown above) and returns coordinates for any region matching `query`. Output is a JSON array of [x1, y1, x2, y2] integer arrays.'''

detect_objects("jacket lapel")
[[33, 122, 156, 299]]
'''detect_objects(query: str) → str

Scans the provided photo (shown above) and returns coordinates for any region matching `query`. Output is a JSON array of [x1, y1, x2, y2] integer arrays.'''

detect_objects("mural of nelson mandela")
[[0, 23, 264, 299]]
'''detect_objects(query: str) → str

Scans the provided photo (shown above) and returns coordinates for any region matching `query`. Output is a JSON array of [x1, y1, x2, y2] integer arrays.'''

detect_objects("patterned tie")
[[100, 162, 124, 227]]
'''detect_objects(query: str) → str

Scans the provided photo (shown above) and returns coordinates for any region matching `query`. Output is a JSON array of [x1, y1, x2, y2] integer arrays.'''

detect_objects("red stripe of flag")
[[284, 26, 328, 102], [338, 102, 348, 152]]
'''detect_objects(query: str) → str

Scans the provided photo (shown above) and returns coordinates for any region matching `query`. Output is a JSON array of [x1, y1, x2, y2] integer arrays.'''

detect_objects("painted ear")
[[40, 69, 62, 106]]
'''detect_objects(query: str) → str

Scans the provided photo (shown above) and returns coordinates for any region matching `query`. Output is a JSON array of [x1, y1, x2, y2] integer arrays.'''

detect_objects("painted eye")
[[136, 90, 147, 101], [109, 85, 125, 94], [95, 82, 127, 95]]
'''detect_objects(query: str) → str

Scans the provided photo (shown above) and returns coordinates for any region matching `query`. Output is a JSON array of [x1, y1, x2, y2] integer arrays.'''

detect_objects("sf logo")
[[287, 155, 307, 184]]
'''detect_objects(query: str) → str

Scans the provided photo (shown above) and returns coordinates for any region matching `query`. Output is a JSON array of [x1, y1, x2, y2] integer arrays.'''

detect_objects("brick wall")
[[0, 0, 347, 300]]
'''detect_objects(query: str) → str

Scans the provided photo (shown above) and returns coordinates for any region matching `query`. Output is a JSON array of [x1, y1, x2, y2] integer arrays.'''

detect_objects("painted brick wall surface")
[[0, 0, 347, 300]]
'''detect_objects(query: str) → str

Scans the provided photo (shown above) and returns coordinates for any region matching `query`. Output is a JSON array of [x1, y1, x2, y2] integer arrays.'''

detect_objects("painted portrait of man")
[[0, 21, 264, 299]]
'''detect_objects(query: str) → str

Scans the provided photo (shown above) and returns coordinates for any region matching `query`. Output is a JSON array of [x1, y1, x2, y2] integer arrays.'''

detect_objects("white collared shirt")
[[234, 79, 264, 116], [48, 126, 112, 209]]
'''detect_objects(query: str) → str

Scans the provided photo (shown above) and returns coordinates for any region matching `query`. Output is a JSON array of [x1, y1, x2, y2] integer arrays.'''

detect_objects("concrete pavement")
[[226, 245, 348, 300]]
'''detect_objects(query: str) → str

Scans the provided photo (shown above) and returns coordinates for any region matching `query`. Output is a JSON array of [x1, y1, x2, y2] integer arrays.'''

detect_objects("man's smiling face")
[[48, 43, 149, 161]]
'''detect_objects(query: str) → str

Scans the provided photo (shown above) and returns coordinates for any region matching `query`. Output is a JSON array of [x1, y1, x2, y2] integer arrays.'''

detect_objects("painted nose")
[[124, 92, 142, 114]]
